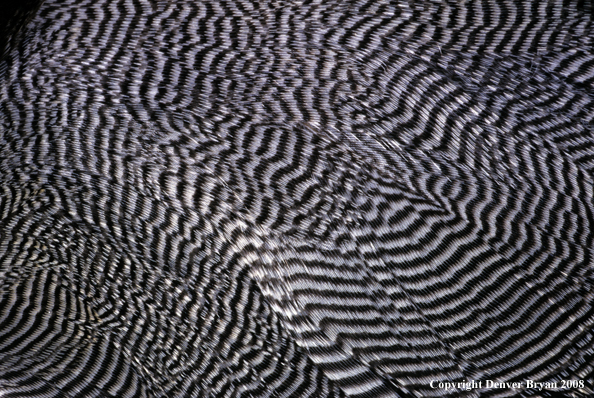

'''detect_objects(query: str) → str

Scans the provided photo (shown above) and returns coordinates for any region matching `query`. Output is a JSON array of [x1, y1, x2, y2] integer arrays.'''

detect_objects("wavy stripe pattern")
[[1, 0, 594, 397]]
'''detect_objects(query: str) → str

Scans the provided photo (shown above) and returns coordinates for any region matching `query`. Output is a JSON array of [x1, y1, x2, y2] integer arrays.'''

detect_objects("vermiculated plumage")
[[1, 1, 594, 397]]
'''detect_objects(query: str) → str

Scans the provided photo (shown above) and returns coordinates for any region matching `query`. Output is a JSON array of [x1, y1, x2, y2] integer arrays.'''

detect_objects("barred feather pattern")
[[1, 0, 594, 397]]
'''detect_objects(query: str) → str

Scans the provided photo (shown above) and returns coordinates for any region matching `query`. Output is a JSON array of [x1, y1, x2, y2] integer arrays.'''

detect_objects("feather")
[[1, 0, 594, 397]]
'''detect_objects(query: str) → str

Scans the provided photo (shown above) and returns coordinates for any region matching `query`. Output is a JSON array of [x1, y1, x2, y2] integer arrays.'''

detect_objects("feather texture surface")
[[1, 0, 594, 397]]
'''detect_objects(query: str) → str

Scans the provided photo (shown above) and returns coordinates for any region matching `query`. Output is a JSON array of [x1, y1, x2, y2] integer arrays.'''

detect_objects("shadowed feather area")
[[1, 0, 594, 397]]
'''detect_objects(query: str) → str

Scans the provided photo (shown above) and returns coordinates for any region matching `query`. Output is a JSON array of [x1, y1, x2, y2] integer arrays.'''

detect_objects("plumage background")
[[1, 0, 594, 397]]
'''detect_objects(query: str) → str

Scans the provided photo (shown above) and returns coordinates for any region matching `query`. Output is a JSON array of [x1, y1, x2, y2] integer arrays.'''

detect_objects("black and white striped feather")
[[1, 0, 594, 397]]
